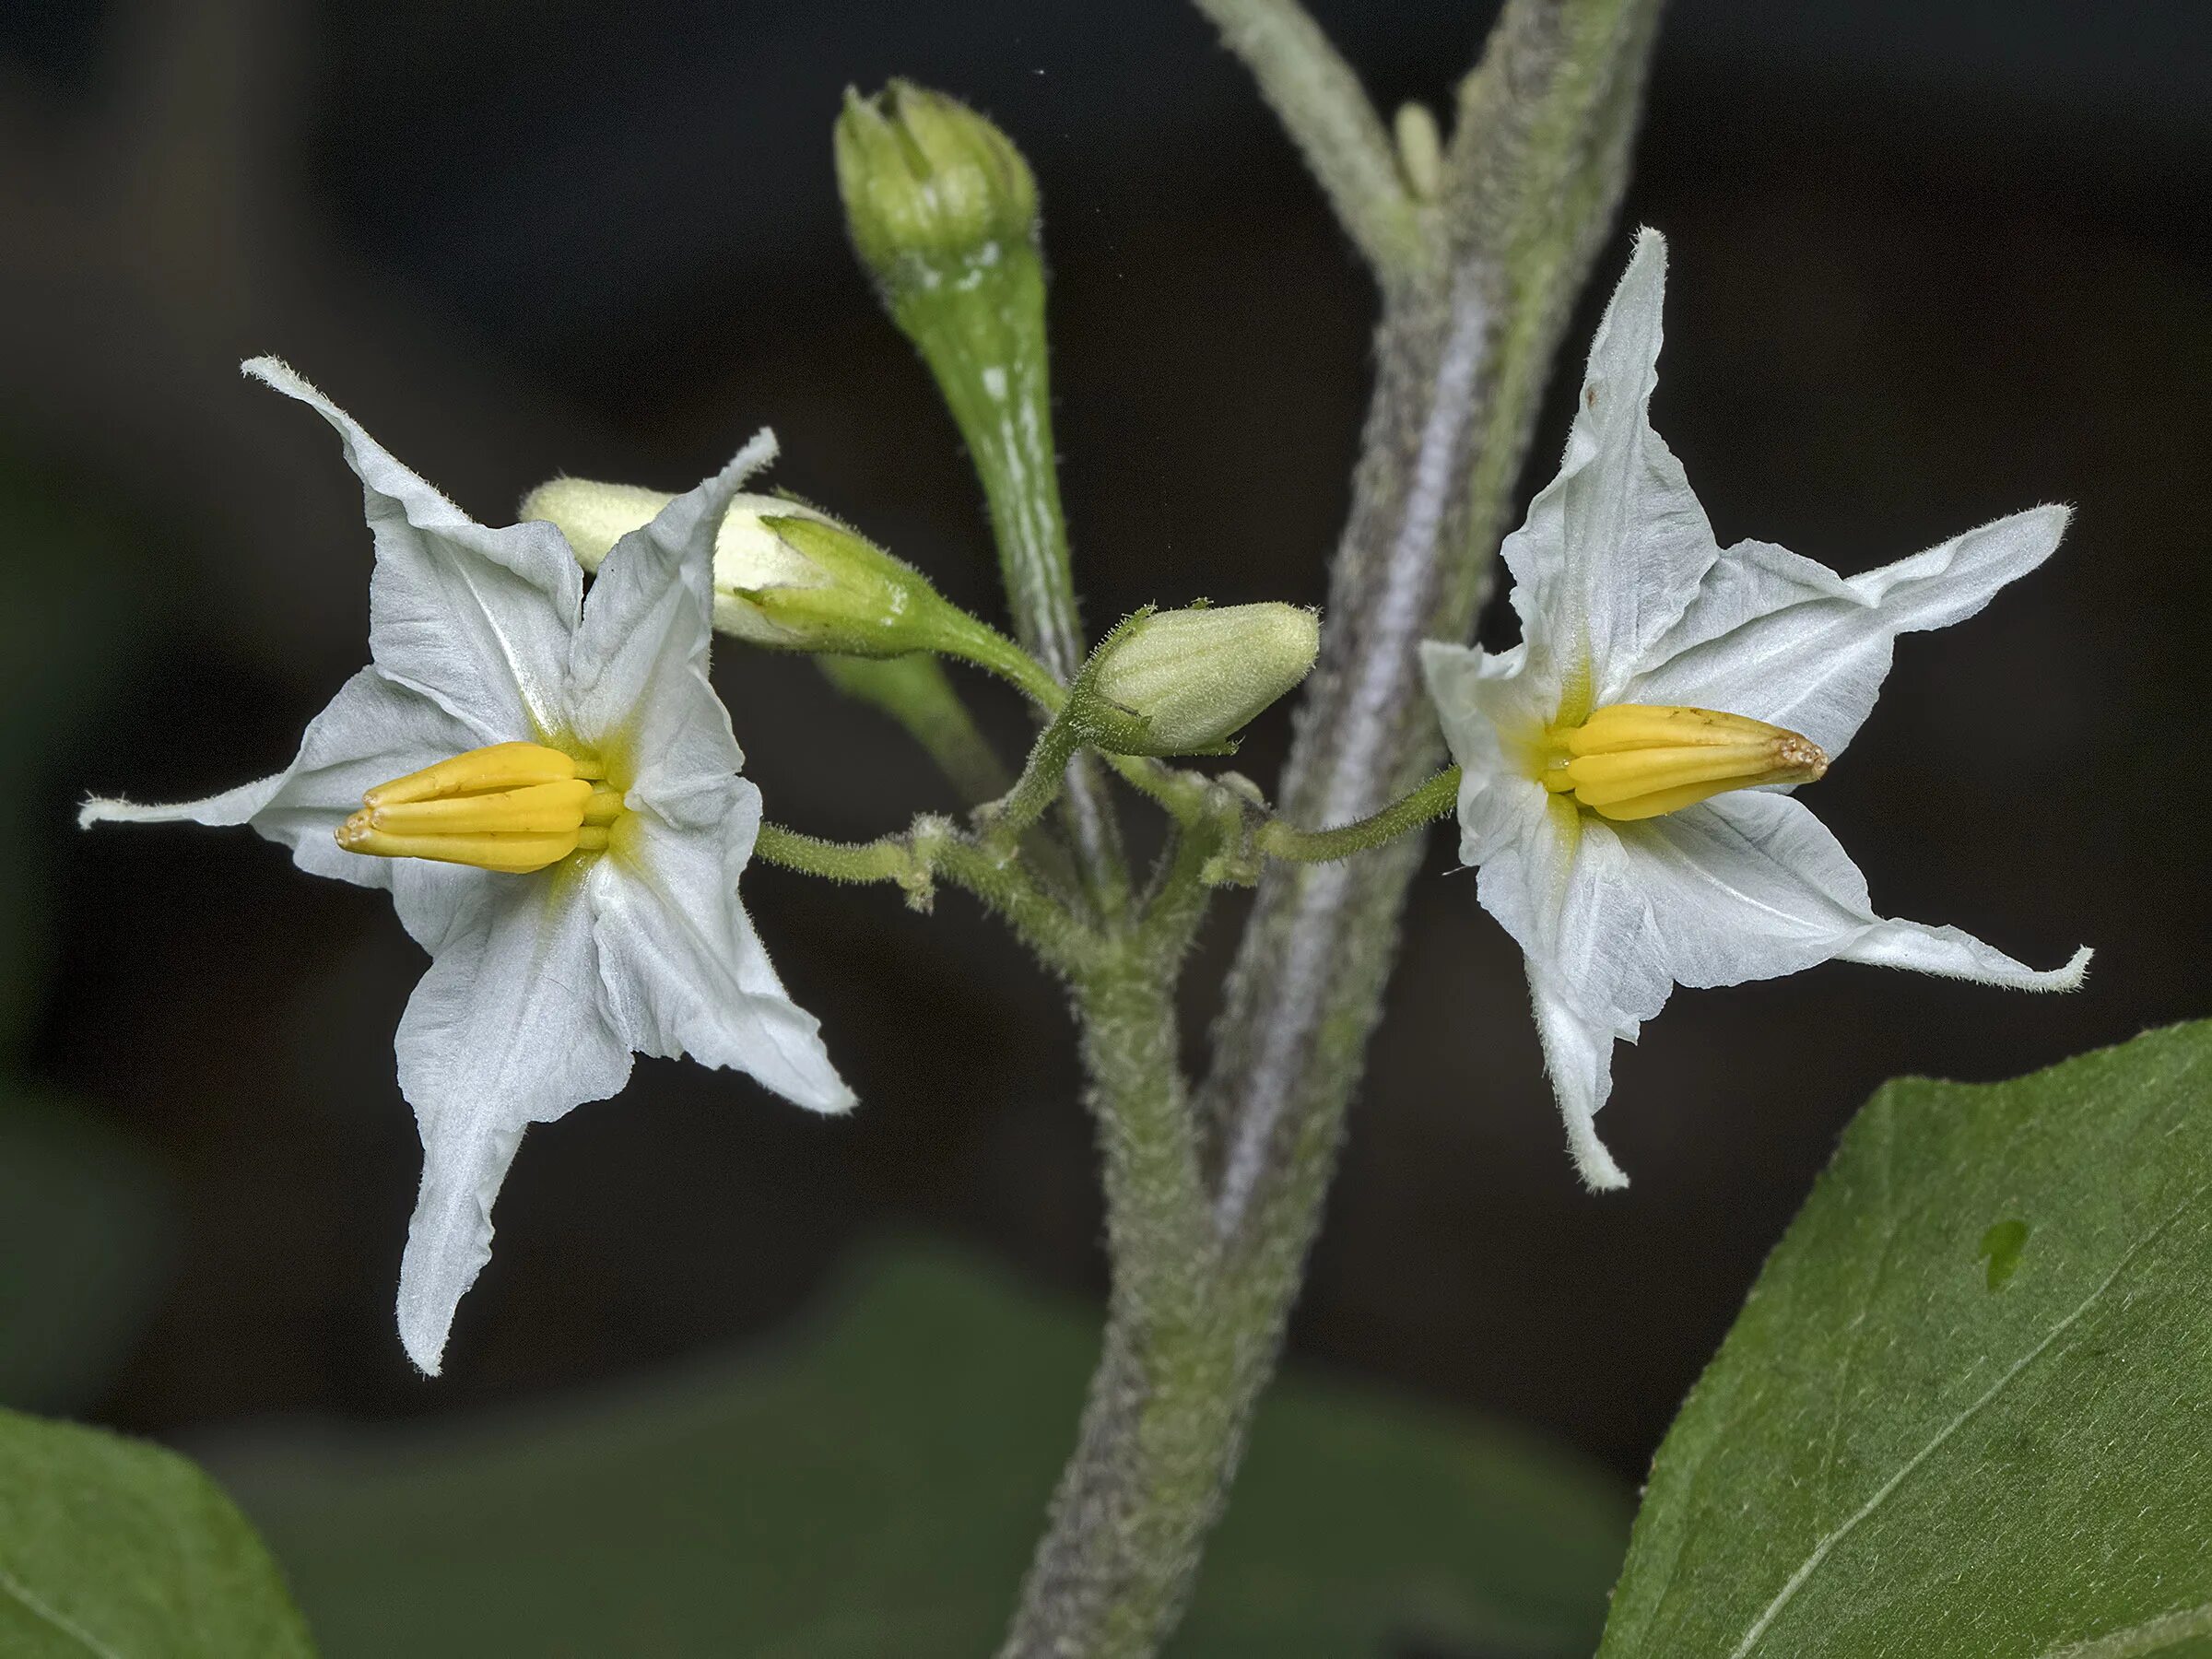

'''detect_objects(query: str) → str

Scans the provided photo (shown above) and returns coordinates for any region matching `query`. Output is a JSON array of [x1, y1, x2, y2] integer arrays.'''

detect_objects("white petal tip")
[[396, 1295, 455, 1377], [1575, 1154, 1631, 1194], [1563, 1114, 1631, 1193], [2008, 501, 2074, 547], [240, 354, 304, 391], [78, 794, 164, 829], [787, 1071, 858, 1116], [731, 427, 779, 479], [2045, 945, 2094, 992]]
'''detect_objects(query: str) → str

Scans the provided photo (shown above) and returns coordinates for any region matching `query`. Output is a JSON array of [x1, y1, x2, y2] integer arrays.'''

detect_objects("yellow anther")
[[1538, 703, 1828, 822], [360, 741, 586, 807], [336, 741, 621, 874]]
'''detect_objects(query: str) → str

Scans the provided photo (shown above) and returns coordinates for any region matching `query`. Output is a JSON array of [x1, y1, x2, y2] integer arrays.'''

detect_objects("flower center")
[[1537, 703, 1829, 821], [335, 741, 624, 874]]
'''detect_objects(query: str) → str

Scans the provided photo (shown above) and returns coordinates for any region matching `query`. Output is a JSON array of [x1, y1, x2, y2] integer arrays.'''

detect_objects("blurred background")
[[5, 1, 2208, 1653]]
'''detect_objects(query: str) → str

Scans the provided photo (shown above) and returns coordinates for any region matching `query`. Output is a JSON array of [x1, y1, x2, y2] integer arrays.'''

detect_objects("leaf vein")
[[0, 1562, 127, 1659], [1728, 1175, 2212, 1658], [2035, 1601, 2212, 1658]]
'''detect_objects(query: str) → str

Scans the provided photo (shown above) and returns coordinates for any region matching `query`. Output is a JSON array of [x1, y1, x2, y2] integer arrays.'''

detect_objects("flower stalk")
[[836, 82, 1128, 912]]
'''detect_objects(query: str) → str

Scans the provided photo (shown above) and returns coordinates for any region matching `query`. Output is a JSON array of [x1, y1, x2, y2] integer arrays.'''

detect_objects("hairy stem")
[[1255, 765, 1461, 863], [1188, 0, 1430, 279], [1002, 1, 1664, 1651], [910, 250, 1129, 913], [1001, 949, 1224, 1657], [753, 818, 1095, 975]]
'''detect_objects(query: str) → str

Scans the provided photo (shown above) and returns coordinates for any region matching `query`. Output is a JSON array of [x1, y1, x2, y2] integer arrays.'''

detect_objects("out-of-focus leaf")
[[216, 1242, 1629, 1657], [0, 1093, 172, 1410], [1600, 1021, 2212, 1658], [0, 1407, 316, 1657]]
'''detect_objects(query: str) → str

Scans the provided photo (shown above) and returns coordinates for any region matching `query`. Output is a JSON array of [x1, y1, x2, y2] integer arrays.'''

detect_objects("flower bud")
[[1083, 604, 1321, 757], [521, 477, 962, 658], [834, 81, 1038, 288]]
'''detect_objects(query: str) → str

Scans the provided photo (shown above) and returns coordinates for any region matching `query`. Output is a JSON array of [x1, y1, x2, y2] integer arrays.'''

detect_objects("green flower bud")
[[521, 477, 970, 659], [834, 81, 1038, 288], [1083, 604, 1322, 757]]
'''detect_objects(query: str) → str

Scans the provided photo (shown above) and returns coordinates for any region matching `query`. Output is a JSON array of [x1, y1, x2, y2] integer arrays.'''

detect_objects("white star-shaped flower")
[[82, 359, 853, 1372], [1420, 229, 2089, 1192]]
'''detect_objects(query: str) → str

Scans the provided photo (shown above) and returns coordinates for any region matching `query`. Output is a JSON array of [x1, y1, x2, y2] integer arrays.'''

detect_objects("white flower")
[[81, 359, 853, 1372], [1419, 229, 2089, 1192]]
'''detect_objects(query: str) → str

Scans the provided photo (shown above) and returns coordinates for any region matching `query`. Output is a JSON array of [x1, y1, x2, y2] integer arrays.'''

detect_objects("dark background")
[[6, 0, 2207, 1489]]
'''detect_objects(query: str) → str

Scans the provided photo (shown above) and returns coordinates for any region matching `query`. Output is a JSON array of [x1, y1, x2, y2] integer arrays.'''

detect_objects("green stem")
[[893, 243, 1129, 913], [1001, 948, 1225, 1656], [1000, 1, 1664, 1653], [817, 654, 1012, 804], [937, 619, 1069, 712], [753, 817, 1094, 976], [1103, 755, 1210, 825], [1254, 765, 1459, 863], [753, 822, 919, 887], [1188, 0, 1432, 280], [980, 715, 1085, 849]]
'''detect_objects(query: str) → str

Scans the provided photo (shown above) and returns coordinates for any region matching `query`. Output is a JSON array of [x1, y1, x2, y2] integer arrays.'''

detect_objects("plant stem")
[[1001, 1, 1664, 1652], [753, 821, 918, 887], [982, 715, 1085, 848], [1188, 0, 1431, 279], [816, 654, 1012, 804], [1254, 765, 1460, 863], [1002, 947, 1226, 1657], [753, 818, 1095, 975], [899, 239, 1129, 914]]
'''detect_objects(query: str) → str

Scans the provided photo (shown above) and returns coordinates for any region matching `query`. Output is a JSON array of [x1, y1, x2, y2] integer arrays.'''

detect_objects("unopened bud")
[[521, 477, 963, 658], [1084, 604, 1321, 757], [835, 81, 1038, 288]]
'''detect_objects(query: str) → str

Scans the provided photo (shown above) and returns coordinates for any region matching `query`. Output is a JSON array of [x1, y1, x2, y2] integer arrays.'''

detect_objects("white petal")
[[244, 358, 582, 744], [1838, 928, 2092, 987], [593, 776, 853, 1115], [1481, 809, 1672, 1032], [392, 866, 631, 1373], [1528, 970, 1630, 1191], [1476, 804, 1670, 1187], [1503, 229, 1719, 705], [1418, 641, 1551, 864], [80, 666, 475, 901], [569, 431, 778, 785], [1615, 790, 2089, 993], [1627, 506, 2070, 759]]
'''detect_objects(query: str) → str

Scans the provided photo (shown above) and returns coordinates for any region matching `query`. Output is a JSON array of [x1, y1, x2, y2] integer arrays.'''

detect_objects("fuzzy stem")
[[753, 818, 1094, 976], [893, 233, 1129, 913], [1002, 948, 1224, 1656], [1000, 1, 1664, 1653], [1254, 765, 1461, 863], [1188, 0, 1431, 279]]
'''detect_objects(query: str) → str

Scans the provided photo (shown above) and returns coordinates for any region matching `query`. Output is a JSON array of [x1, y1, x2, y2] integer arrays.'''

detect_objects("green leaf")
[[0, 1408, 315, 1658], [218, 1243, 1629, 1657], [1600, 1021, 2212, 1658]]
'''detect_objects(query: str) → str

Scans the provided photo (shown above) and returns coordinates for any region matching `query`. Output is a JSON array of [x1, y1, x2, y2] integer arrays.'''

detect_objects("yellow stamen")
[[1538, 703, 1828, 822], [335, 741, 622, 873]]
